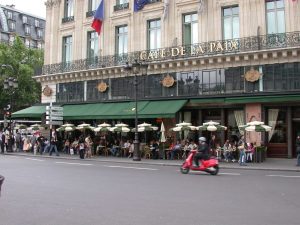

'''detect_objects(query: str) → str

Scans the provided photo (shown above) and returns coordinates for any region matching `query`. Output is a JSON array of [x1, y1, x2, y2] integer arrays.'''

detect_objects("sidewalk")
[[3, 152, 300, 172]]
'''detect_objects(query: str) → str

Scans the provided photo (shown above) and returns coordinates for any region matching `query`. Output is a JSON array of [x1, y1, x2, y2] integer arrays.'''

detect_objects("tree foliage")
[[0, 37, 43, 114]]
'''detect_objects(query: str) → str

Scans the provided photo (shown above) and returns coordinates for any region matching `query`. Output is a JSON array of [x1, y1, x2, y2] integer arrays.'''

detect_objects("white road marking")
[[266, 175, 300, 178], [25, 158, 45, 162], [55, 162, 93, 166], [219, 172, 241, 176], [104, 165, 158, 171]]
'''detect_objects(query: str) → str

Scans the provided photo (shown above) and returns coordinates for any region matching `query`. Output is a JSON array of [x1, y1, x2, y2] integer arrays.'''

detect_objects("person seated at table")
[[63, 139, 70, 154], [170, 140, 182, 160], [128, 141, 134, 158], [223, 139, 233, 162], [246, 142, 255, 162], [122, 139, 131, 157], [150, 139, 159, 159], [110, 139, 120, 156], [215, 143, 222, 160]]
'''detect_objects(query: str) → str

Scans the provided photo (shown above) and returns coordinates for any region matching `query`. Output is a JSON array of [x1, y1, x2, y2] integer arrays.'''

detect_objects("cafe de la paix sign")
[[139, 39, 239, 61]]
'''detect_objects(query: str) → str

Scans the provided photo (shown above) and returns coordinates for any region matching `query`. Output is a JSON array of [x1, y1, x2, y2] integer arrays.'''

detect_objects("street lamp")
[[1, 64, 18, 152], [124, 60, 148, 161]]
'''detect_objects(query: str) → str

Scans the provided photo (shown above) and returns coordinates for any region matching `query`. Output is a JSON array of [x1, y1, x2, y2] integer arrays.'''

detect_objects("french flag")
[[91, 0, 104, 35]]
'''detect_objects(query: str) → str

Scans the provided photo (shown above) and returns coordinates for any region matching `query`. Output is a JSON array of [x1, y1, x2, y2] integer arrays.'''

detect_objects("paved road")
[[1, 155, 300, 225]]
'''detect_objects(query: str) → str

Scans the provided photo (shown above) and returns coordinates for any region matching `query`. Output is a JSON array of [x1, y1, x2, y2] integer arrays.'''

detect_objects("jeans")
[[239, 150, 246, 165], [49, 144, 59, 156], [297, 153, 300, 166]]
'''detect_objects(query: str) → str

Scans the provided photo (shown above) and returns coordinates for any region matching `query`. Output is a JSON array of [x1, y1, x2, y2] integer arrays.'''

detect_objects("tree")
[[0, 37, 43, 115]]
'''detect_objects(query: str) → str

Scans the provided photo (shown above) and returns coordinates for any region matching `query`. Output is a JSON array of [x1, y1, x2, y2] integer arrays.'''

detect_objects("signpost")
[[45, 103, 63, 126]]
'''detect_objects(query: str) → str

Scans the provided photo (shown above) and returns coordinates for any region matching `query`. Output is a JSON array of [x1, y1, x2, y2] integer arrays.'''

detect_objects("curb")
[[3, 152, 300, 172]]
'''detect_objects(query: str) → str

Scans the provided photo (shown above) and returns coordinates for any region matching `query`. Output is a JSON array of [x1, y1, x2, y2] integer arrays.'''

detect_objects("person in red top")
[[246, 142, 255, 162]]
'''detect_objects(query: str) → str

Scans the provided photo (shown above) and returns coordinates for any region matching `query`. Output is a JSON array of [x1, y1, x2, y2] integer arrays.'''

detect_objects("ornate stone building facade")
[[19, 0, 300, 157]]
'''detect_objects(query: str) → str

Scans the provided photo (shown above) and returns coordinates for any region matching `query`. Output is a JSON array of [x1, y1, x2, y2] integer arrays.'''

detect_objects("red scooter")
[[180, 149, 219, 175]]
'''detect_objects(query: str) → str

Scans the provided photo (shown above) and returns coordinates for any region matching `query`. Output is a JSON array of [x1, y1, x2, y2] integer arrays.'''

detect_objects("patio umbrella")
[[94, 126, 111, 132], [160, 122, 166, 159], [98, 122, 111, 128], [110, 126, 131, 133], [29, 124, 44, 131], [239, 121, 272, 132], [14, 124, 27, 130], [62, 123, 74, 127], [197, 121, 227, 132], [138, 122, 152, 128], [169, 122, 197, 132], [76, 123, 94, 130]]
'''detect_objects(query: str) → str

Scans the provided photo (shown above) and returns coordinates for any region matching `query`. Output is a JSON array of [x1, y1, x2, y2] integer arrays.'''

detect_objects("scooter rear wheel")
[[209, 165, 219, 175], [180, 167, 190, 174]]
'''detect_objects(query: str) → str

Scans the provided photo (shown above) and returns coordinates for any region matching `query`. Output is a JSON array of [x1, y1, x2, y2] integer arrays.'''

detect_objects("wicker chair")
[[143, 146, 152, 159]]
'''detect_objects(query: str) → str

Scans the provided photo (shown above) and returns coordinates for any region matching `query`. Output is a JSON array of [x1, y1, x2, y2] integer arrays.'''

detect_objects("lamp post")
[[124, 60, 148, 161], [1, 64, 18, 152]]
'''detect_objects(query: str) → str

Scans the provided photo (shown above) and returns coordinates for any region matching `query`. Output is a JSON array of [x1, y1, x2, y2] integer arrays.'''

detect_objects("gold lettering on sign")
[[210, 42, 216, 52], [162, 74, 175, 87], [171, 47, 180, 57], [180, 47, 186, 56], [216, 41, 224, 52], [140, 51, 147, 60], [230, 40, 239, 50], [161, 49, 166, 58]]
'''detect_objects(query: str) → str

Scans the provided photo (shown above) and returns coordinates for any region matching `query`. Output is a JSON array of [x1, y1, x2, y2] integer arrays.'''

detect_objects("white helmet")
[[199, 137, 206, 142]]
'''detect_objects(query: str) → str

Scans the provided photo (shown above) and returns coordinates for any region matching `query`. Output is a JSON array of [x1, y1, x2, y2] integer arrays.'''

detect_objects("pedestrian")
[[49, 137, 59, 156], [296, 135, 300, 166], [238, 135, 247, 166], [0, 174, 4, 197]]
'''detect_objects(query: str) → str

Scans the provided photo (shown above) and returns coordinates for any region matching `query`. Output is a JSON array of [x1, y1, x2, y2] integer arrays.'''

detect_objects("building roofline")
[[0, 4, 45, 20]]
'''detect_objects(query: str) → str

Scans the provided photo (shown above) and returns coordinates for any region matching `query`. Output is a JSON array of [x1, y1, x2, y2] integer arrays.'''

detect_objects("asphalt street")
[[0, 155, 300, 225]]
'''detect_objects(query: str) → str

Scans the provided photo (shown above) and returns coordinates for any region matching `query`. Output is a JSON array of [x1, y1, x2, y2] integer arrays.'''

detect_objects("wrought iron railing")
[[114, 3, 129, 11], [62, 16, 74, 24], [86, 10, 95, 18], [39, 32, 300, 76]]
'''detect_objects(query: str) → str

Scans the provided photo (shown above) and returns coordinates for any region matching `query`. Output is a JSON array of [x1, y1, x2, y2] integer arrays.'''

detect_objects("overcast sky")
[[0, 0, 46, 18]]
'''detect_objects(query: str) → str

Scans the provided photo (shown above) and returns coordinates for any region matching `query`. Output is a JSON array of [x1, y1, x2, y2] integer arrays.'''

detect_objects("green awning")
[[225, 95, 300, 104], [63, 100, 187, 120], [190, 95, 300, 105], [12, 106, 46, 119], [63, 101, 148, 120], [139, 100, 187, 118]]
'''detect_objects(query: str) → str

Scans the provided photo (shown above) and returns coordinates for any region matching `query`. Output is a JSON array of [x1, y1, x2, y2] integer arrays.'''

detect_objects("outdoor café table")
[[121, 147, 129, 157], [96, 145, 105, 155]]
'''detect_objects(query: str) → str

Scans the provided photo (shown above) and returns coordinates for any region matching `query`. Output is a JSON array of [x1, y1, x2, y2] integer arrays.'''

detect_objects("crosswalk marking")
[[25, 158, 45, 162], [266, 175, 300, 178], [104, 165, 158, 171], [55, 162, 93, 166]]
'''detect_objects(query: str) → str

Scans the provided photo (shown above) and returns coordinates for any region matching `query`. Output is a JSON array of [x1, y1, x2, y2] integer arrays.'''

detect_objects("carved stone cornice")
[[45, 0, 61, 9]]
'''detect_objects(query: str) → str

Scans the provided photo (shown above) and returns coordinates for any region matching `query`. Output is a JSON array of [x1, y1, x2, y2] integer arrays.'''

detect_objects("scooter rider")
[[194, 137, 209, 167]]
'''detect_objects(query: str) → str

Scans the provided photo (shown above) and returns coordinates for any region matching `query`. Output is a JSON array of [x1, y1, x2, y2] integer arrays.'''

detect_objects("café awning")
[[63, 100, 187, 120], [12, 106, 46, 119]]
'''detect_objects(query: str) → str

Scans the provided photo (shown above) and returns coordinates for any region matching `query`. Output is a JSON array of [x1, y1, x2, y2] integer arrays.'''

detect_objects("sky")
[[0, 0, 46, 18]]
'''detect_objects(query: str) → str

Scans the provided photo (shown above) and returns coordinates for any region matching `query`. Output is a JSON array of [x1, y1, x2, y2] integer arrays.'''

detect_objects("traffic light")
[[3, 104, 11, 120]]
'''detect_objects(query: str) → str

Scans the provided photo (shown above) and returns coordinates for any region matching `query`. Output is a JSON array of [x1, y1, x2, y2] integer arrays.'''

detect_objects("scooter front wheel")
[[180, 166, 190, 174], [209, 165, 219, 175]]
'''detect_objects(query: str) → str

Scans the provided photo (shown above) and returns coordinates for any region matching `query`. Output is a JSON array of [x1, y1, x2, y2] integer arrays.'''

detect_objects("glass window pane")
[[232, 17, 239, 38], [267, 12, 276, 34], [223, 8, 232, 16], [184, 24, 191, 45], [267, 1, 275, 10], [276, 0, 284, 8], [277, 10, 285, 33], [150, 31, 155, 49], [157, 30, 161, 48], [184, 15, 191, 23], [232, 6, 239, 15], [192, 13, 198, 21], [223, 17, 232, 39], [192, 22, 198, 44], [124, 35, 128, 53]]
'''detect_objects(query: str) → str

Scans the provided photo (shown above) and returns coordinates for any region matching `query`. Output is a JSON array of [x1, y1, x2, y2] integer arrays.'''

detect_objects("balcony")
[[62, 16, 74, 24], [86, 10, 95, 18], [38, 32, 300, 76], [114, 3, 129, 12]]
